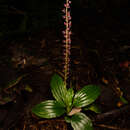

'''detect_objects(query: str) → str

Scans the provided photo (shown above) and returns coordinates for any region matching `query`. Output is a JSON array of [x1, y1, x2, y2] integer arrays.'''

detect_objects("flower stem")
[[63, 0, 72, 87]]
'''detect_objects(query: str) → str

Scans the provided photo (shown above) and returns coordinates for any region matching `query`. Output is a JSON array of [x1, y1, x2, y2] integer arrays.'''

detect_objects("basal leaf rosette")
[[32, 74, 101, 130]]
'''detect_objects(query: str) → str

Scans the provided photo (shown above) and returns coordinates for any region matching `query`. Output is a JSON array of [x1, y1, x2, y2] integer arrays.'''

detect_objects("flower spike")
[[62, 0, 72, 86]]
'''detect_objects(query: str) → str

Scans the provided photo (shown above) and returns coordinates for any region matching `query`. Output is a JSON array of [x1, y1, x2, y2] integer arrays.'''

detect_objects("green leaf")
[[84, 103, 101, 113], [50, 74, 67, 106], [120, 96, 128, 104], [24, 85, 33, 93], [32, 100, 65, 119], [73, 85, 101, 108], [0, 96, 14, 105], [65, 116, 71, 123], [65, 88, 74, 112], [4, 74, 27, 91], [70, 112, 93, 130]]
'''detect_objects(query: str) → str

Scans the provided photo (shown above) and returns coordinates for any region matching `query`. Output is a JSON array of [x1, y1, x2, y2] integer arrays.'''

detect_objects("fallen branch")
[[95, 124, 129, 130], [38, 119, 65, 125], [95, 105, 130, 122]]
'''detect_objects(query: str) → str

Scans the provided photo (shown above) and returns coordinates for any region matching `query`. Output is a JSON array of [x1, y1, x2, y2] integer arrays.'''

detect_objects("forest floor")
[[0, 9, 130, 130]]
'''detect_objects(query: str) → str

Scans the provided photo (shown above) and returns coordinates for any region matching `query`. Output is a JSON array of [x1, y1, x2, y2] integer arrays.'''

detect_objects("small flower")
[[69, 31, 72, 35], [62, 15, 66, 19], [67, 12, 71, 17], [64, 4, 66, 7], [62, 31, 66, 34], [62, 9, 66, 13], [68, 0, 71, 4], [64, 22, 67, 25], [69, 21, 72, 26]]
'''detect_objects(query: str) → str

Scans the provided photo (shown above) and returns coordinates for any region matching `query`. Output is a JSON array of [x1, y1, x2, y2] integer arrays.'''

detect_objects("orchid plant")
[[32, 1, 101, 130]]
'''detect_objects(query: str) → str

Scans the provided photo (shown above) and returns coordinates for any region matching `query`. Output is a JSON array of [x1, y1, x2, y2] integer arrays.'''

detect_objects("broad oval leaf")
[[32, 100, 65, 119], [65, 88, 74, 108], [73, 85, 100, 108], [70, 112, 93, 130], [50, 74, 67, 106], [84, 103, 101, 113]]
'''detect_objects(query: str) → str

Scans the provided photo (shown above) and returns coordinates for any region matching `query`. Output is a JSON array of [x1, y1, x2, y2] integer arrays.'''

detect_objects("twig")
[[38, 119, 65, 124], [95, 124, 129, 130]]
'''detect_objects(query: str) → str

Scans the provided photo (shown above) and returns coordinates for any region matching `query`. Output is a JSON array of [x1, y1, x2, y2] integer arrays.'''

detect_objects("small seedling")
[[32, 74, 101, 130]]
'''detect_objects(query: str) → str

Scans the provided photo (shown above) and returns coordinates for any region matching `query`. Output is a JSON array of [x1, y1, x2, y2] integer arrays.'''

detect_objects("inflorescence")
[[62, 0, 72, 86]]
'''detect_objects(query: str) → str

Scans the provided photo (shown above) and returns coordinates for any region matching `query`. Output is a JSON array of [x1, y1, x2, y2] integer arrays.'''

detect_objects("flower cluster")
[[62, 0, 72, 86]]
